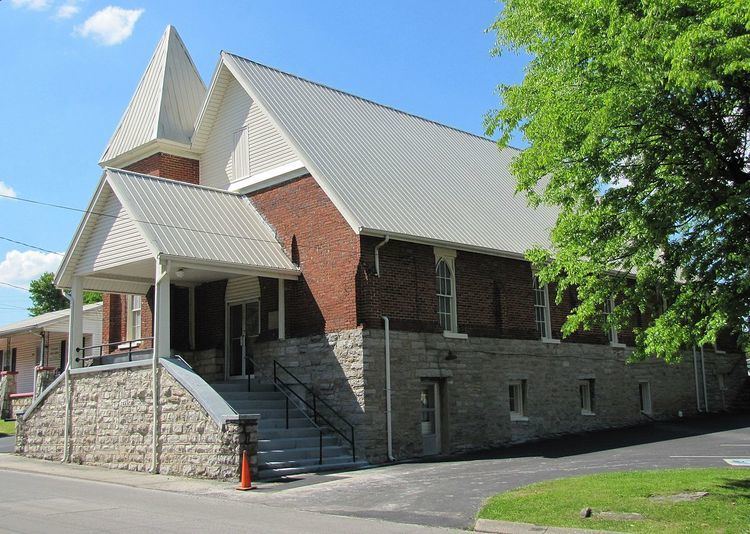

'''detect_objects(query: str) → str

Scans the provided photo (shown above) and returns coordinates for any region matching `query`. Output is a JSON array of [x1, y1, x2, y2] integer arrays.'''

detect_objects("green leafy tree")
[[28, 272, 102, 316], [486, 0, 750, 361]]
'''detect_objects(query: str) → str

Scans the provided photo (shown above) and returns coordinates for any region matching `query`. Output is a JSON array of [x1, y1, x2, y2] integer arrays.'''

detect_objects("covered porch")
[[55, 168, 299, 378]]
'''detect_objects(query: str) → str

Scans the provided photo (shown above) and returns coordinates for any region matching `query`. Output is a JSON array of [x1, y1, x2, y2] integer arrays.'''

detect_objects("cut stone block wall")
[[16, 362, 256, 480], [10, 394, 32, 419], [359, 330, 748, 462]]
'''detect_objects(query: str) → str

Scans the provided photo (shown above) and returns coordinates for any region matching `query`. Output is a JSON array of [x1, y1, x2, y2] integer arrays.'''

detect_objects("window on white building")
[[436, 255, 457, 333], [532, 275, 552, 340], [127, 294, 142, 341], [509, 380, 527, 420]]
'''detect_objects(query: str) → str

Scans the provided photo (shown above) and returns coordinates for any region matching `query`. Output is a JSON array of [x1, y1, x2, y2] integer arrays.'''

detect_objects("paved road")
[[1, 415, 748, 531], [0, 469, 456, 534], [249, 414, 750, 529], [0, 436, 14, 453]]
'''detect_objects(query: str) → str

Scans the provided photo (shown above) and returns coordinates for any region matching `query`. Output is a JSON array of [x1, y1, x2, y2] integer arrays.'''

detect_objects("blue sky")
[[0, 0, 527, 323]]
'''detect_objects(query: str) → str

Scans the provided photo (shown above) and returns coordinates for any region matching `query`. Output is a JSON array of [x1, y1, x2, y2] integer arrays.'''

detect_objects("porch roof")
[[0, 303, 102, 337], [55, 168, 299, 293]]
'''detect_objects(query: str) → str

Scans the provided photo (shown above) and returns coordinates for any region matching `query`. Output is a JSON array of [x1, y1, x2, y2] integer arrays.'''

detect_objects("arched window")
[[436, 258, 456, 332], [532, 275, 551, 339]]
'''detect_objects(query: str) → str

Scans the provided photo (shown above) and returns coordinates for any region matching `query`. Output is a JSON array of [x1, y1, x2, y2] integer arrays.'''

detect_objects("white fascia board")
[[163, 255, 300, 280], [99, 139, 199, 169], [221, 53, 364, 236], [190, 56, 228, 153], [359, 227, 530, 262], [54, 174, 110, 289], [228, 160, 307, 194]]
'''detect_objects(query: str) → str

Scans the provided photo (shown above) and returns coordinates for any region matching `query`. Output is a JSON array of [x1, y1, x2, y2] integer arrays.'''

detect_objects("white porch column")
[[68, 276, 83, 369], [153, 260, 171, 359], [278, 278, 285, 340]]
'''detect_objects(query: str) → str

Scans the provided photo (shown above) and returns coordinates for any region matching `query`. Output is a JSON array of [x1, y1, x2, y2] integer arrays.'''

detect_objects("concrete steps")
[[211, 380, 364, 479]]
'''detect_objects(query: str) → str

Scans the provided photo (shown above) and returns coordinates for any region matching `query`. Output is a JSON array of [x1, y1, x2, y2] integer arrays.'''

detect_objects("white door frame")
[[225, 299, 259, 380], [420, 381, 441, 455]]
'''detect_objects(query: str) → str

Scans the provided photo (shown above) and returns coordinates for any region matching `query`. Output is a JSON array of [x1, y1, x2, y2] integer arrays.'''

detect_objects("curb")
[[474, 518, 623, 534]]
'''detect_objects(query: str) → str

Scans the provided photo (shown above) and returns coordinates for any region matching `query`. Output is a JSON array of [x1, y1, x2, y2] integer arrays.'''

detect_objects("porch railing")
[[244, 355, 356, 464], [75, 337, 154, 366]]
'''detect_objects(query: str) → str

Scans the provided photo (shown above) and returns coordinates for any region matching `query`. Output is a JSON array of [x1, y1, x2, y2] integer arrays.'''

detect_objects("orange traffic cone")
[[236, 450, 256, 491]]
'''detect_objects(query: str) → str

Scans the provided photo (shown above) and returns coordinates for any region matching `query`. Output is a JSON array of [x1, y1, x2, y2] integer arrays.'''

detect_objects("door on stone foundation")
[[227, 300, 260, 378], [420, 381, 441, 455]]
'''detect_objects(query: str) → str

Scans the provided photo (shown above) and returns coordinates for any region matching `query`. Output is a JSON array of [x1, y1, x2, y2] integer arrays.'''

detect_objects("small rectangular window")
[[579, 379, 594, 414], [532, 275, 551, 339], [60, 339, 67, 370], [639, 381, 652, 414], [509, 380, 527, 420], [11, 348, 17, 372], [127, 294, 142, 341]]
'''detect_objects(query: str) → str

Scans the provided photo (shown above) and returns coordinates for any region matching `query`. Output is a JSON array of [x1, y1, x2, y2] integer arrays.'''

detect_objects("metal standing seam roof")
[[104, 168, 299, 274], [222, 52, 559, 257], [0, 303, 102, 337], [100, 26, 206, 164]]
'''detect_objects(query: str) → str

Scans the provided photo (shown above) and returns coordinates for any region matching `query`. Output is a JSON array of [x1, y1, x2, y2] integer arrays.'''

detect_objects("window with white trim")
[[602, 297, 621, 345], [639, 381, 652, 414], [232, 127, 249, 180], [509, 380, 527, 420], [579, 379, 595, 414], [127, 294, 142, 341], [436, 256, 457, 333], [532, 275, 552, 339]]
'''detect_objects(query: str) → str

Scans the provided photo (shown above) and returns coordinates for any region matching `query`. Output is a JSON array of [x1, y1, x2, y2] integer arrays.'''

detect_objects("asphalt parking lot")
[[248, 414, 750, 529]]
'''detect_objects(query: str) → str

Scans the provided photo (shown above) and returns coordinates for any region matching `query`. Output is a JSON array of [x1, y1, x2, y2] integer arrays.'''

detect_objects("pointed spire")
[[100, 26, 206, 165]]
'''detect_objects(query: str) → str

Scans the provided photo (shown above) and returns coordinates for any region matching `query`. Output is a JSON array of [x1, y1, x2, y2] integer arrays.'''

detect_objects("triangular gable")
[[191, 63, 301, 191], [100, 26, 206, 165]]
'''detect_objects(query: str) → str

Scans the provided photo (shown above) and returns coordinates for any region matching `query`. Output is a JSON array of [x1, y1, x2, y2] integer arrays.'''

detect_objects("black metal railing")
[[273, 360, 356, 463], [75, 337, 154, 366], [243, 355, 356, 464]]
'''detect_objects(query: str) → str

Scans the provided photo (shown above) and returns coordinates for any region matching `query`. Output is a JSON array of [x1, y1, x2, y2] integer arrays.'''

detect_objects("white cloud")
[[56, 2, 81, 19], [75, 6, 144, 46], [0, 181, 17, 199], [10, 0, 51, 11], [0, 250, 62, 288]]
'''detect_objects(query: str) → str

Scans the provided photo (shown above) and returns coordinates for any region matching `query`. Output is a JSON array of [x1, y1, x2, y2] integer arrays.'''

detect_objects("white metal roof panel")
[[0, 303, 102, 337], [224, 53, 559, 257], [105, 168, 298, 274], [100, 26, 206, 164]]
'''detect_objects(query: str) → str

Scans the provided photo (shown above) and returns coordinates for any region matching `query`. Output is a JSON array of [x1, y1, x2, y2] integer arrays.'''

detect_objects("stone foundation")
[[16, 360, 257, 480], [0, 371, 17, 420], [359, 330, 747, 462], [10, 394, 33, 419]]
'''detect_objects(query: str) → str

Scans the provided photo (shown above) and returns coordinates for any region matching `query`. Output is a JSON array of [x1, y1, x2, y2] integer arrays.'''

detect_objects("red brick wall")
[[102, 289, 154, 353], [357, 236, 629, 344], [123, 152, 199, 184], [248, 175, 360, 337]]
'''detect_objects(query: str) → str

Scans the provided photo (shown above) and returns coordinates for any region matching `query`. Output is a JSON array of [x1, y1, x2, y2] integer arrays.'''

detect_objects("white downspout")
[[693, 346, 702, 412], [382, 316, 395, 461], [374, 235, 390, 277], [701, 345, 709, 412]]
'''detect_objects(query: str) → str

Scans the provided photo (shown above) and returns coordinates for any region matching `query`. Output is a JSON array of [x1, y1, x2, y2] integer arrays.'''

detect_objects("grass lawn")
[[478, 468, 750, 533], [0, 419, 15, 436]]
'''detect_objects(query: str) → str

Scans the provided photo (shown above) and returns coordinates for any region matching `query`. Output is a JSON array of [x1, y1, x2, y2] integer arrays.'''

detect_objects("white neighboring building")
[[0, 303, 103, 394]]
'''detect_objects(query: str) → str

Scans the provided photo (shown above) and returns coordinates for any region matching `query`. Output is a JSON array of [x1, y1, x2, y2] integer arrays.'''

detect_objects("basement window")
[[639, 381, 652, 415], [579, 379, 595, 415], [509, 380, 528, 421]]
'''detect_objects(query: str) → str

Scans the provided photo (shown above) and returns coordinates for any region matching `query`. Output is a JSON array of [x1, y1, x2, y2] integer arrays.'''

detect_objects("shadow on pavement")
[[421, 413, 750, 463]]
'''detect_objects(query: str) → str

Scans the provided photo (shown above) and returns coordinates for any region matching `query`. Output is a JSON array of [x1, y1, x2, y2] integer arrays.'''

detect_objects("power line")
[[0, 236, 63, 256], [0, 192, 360, 255], [0, 281, 29, 292]]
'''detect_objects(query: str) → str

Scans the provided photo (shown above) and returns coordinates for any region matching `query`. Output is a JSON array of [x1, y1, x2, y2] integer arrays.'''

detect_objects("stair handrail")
[[243, 355, 328, 466], [273, 359, 356, 463]]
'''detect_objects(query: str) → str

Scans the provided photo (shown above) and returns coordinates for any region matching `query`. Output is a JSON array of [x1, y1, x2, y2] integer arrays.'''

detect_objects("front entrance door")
[[420, 382, 441, 455], [227, 301, 260, 378]]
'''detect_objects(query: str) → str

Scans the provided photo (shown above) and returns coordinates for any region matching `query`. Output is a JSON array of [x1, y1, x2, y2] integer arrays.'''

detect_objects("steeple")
[[99, 25, 206, 166]]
